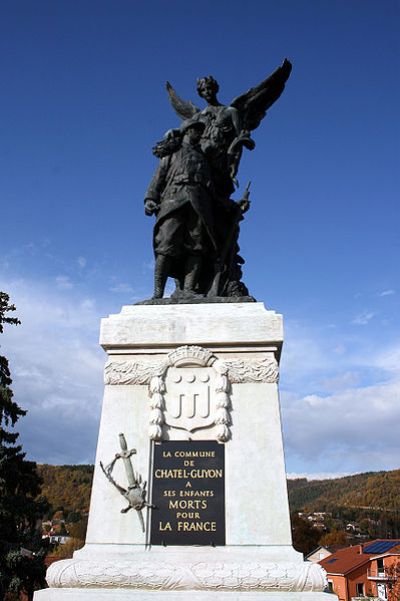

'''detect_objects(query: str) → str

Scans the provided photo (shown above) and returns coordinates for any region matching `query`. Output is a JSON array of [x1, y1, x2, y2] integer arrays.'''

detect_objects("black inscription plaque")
[[150, 440, 225, 546]]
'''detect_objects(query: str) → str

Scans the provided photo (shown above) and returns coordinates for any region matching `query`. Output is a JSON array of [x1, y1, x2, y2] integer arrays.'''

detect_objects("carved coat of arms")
[[164, 366, 216, 433]]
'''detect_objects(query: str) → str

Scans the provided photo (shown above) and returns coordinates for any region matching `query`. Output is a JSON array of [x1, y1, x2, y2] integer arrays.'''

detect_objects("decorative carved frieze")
[[103, 346, 279, 442], [104, 350, 279, 385], [46, 556, 326, 591], [104, 359, 167, 385], [224, 356, 279, 384]]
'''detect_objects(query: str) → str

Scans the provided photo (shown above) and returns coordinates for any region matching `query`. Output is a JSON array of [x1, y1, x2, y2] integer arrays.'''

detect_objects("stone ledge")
[[100, 303, 283, 350]]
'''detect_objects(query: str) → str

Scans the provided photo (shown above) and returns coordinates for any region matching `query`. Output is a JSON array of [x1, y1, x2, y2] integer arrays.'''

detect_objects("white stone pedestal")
[[34, 303, 333, 600]]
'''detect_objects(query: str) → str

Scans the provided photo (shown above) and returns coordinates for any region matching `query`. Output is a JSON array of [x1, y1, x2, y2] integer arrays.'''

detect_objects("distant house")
[[42, 522, 70, 546], [306, 544, 346, 563], [49, 534, 70, 545], [298, 511, 328, 531], [319, 539, 400, 601], [42, 532, 70, 545]]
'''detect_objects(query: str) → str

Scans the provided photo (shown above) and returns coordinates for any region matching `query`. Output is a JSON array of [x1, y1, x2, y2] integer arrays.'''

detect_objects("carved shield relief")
[[103, 344, 278, 442], [164, 366, 216, 433]]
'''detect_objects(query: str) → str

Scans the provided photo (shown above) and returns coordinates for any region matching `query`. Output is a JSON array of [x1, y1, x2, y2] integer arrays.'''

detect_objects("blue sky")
[[1, 0, 399, 477]]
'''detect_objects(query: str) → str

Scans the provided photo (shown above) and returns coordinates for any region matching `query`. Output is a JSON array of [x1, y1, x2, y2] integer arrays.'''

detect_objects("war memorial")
[[34, 60, 334, 600]]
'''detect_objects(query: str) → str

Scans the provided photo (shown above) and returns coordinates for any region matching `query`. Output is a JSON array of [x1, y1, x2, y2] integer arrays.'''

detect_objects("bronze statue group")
[[143, 60, 292, 302]]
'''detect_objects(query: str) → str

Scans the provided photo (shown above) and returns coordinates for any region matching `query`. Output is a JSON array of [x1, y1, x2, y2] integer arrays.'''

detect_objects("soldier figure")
[[144, 120, 217, 299]]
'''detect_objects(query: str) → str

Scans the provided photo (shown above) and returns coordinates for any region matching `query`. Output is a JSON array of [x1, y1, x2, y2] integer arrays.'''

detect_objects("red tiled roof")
[[319, 540, 400, 576]]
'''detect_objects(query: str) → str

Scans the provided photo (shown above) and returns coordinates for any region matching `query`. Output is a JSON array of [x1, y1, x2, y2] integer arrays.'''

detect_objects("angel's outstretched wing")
[[166, 81, 200, 120], [230, 59, 292, 132]]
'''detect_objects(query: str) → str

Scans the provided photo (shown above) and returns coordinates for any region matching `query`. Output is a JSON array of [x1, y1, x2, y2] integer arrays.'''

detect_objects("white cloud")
[[379, 289, 395, 297], [77, 256, 87, 268], [55, 275, 73, 290], [280, 318, 400, 473], [142, 259, 154, 271], [319, 371, 361, 391], [280, 321, 332, 380], [1, 276, 104, 464], [369, 344, 400, 374], [164, 279, 175, 297], [81, 298, 95, 310], [287, 472, 354, 481], [333, 344, 346, 355], [109, 282, 134, 293], [281, 377, 400, 473], [352, 311, 374, 325]]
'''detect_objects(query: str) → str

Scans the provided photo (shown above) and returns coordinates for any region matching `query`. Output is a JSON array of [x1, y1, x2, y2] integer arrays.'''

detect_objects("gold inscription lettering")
[[174, 451, 215, 458], [155, 469, 222, 479], [169, 499, 207, 510], [177, 521, 217, 532], [176, 512, 201, 519], [179, 489, 214, 497]]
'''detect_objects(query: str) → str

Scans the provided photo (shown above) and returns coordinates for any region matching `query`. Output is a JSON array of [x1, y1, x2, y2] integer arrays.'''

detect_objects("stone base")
[[34, 591, 333, 600], [42, 545, 327, 593], [35, 546, 334, 599], [33, 304, 336, 601]]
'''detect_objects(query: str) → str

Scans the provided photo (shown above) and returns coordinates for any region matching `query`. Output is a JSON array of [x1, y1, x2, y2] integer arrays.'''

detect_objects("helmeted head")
[[181, 118, 205, 134], [196, 76, 219, 102], [181, 118, 205, 144]]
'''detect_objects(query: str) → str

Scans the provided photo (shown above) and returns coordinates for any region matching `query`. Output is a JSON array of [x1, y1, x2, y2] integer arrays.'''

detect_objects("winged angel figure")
[[162, 59, 291, 192], [143, 60, 292, 302]]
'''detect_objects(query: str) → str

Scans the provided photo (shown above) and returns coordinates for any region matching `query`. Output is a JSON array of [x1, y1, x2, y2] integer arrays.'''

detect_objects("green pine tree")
[[0, 292, 48, 601]]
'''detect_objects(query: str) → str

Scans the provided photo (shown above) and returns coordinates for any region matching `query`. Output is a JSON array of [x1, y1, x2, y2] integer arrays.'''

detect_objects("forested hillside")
[[37, 465, 400, 556], [38, 464, 400, 517], [287, 469, 400, 512], [38, 464, 93, 514]]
